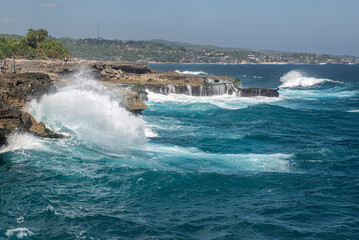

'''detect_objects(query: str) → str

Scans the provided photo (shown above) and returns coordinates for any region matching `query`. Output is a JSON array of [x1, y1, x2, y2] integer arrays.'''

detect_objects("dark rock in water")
[[0, 73, 66, 146], [240, 88, 279, 97]]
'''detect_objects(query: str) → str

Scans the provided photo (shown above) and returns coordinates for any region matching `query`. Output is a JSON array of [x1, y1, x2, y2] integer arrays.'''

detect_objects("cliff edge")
[[0, 73, 65, 146]]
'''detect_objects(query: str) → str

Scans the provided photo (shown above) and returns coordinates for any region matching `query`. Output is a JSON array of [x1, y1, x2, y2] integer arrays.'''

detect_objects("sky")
[[0, 0, 359, 56]]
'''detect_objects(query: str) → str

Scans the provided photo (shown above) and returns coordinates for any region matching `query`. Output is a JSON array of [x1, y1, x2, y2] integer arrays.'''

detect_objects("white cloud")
[[0, 18, 16, 25], [38, 2, 58, 8]]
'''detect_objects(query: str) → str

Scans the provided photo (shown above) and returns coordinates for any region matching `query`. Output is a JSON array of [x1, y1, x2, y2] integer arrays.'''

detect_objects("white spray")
[[26, 70, 147, 151], [279, 70, 339, 88]]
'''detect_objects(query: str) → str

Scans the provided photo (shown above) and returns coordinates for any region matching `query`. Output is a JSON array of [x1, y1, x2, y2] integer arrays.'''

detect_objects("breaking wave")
[[25, 70, 147, 151], [279, 70, 341, 88], [175, 70, 208, 75]]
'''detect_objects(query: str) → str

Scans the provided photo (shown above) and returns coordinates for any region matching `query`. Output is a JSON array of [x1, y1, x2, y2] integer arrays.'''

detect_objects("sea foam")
[[5, 228, 34, 239], [147, 92, 283, 110], [175, 70, 208, 75], [144, 144, 292, 173]]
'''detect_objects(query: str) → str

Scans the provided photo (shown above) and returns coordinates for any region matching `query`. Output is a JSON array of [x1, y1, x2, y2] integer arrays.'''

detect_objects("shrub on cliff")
[[0, 29, 72, 60], [39, 39, 72, 59], [0, 37, 16, 59]]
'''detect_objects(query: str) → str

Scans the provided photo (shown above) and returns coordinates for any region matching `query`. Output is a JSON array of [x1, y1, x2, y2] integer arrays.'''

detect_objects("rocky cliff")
[[0, 73, 65, 145]]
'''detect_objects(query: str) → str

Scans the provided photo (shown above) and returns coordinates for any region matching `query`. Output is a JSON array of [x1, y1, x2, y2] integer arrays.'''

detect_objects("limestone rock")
[[0, 73, 65, 146], [117, 89, 147, 115]]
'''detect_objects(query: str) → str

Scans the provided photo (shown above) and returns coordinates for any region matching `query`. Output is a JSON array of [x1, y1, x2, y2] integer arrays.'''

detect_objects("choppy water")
[[1, 64, 359, 239]]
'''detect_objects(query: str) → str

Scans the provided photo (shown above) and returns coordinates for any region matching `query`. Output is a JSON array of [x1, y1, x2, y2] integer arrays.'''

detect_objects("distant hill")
[[258, 49, 292, 55], [1, 33, 358, 64], [145, 39, 222, 50], [56, 37, 358, 64], [0, 33, 22, 40]]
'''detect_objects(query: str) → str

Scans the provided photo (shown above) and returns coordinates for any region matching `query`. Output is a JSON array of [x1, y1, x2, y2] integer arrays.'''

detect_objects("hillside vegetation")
[[0, 29, 72, 60], [58, 38, 358, 64]]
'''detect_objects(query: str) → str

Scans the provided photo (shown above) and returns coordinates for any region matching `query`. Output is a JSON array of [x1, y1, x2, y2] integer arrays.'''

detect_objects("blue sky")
[[1, 0, 358, 56]]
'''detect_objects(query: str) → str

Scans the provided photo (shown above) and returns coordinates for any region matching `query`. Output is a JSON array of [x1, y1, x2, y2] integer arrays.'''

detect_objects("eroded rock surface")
[[0, 73, 65, 146]]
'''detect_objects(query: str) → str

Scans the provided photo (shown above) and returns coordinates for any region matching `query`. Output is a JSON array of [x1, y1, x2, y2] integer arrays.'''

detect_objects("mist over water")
[[1, 64, 359, 239]]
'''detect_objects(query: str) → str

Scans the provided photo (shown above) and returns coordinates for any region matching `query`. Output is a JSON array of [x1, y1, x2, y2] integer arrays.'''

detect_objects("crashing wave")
[[175, 70, 208, 75], [279, 70, 341, 88], [25, 70, 147, 150]]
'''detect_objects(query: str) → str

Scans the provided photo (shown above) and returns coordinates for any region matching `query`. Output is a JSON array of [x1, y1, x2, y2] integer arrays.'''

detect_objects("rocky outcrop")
[[92, 63, 278, 98], [98, 69, 207, 87], [89, 62, 152, 74], [240, 88, 279, 97], [0, 72, 55, 106], [1, 59, 78, 73], [117, 89, 147, 115], [1, 59, 152, 75], [0, 73, 65, 146], [0, 106, 64, 145]]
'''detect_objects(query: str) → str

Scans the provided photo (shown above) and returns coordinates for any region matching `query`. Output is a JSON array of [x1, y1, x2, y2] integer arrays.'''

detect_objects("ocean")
[[0, 63, 358, 239]]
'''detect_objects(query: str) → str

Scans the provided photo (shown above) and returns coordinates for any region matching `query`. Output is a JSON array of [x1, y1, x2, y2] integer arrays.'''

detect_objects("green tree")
[[25, 29, 48, 48], [0, 29, 72, 59]]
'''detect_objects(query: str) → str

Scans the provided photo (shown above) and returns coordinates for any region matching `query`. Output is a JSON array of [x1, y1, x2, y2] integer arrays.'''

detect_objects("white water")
[[5, 228, 34, 239], [0, 132, 46, 154], [26, 70, 147, 151], [146, 92, 284, 110], [279, 70, 340, 88], [279, 88, 358, 99], [144, 144, 292, 173], [175, 70, 208, 75]]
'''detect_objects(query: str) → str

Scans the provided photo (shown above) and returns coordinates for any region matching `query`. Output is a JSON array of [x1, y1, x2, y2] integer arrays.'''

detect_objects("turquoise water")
[[1, 64, 359, 239]]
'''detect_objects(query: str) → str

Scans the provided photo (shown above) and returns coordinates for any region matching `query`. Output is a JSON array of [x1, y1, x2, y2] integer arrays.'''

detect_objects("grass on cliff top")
[[0, 29, 72, 60]]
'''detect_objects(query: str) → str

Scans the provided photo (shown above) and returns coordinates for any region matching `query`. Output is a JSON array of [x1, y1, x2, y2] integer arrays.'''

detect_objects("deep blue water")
[[1, 64, 359, 239]]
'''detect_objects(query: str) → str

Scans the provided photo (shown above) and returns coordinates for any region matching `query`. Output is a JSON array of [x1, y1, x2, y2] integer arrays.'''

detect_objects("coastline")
[[0, 59, 280, 146], [147, 61, 358, 65]]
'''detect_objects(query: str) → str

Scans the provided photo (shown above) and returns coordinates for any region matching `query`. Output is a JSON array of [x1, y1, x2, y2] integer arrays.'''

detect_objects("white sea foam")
[[144, 127, 158, 137], [175, 70, 208, 75], [145, 144, 292, 172], [0, 132, 45, 154], [5, 228, 34, 239], [147, 92, 283, 110], [347, 109, 359, 112], [279, 88, 358, 99], [279, 70, 340, 88]]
